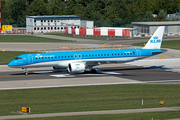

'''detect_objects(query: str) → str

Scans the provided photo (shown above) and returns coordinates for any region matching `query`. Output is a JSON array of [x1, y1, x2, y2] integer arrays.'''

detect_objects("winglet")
[[143, 26, 165, 49]]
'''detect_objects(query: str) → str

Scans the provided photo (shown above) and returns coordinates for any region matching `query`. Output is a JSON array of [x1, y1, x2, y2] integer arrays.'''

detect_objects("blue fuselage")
[[8, 48, 161, 68]]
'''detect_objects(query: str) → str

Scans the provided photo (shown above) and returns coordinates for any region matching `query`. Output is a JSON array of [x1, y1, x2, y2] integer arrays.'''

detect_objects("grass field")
[[45, 32, 180, 41], [0, 51, 31, 64], [0, 84, 180, 116], [132, 40, 180, 50], [0, 35, 73, 42], [11, 111, 180, 120], [44, 33, 148, 40]]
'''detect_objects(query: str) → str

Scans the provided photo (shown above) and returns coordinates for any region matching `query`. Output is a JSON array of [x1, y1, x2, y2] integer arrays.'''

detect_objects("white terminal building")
[[26, 15, 93, 32]]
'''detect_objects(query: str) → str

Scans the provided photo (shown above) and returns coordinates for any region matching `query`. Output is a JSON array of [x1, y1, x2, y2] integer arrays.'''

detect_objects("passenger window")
[[86, 55, 88, 57], [107, 54, 109, 56], [92, 55, 94, 57], [127, 53, 129, 55], [121, 53, 123, 55], [115, 54, 117, 55], [101, 54, 103, 56], [112, 54, 113, 55], [124, 53, 126, 55], [104, 54, 106, 56]]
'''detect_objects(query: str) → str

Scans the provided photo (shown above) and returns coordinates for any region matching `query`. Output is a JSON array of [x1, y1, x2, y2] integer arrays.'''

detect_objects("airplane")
[[8, 26, 165, 75]]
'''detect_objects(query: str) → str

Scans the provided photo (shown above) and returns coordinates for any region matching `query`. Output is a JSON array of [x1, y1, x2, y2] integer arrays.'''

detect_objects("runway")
[[1, 34, 180, 90], [1, 61, 180, 90]]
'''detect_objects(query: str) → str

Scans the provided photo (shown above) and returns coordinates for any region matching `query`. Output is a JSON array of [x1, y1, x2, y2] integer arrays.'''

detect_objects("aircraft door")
[[136, 50, 141, 58], [28, 54, 33, 64]]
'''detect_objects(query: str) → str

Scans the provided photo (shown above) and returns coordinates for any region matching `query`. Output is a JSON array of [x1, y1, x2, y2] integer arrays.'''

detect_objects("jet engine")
[[68, 63, 86, 73]]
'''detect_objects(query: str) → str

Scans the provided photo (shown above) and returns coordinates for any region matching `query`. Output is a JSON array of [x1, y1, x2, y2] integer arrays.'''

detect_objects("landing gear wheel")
[[25, 72, 28, 76], [91, 69, 97, 73], [22, 68, 28, 76]]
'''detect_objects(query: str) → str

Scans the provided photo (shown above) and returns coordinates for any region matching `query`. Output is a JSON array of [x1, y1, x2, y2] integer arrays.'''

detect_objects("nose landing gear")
[[22, 68, 28, 76]]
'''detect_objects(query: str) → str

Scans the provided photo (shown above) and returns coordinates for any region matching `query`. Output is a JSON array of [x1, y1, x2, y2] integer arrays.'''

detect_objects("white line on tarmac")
[[1, 79, 180, 90]]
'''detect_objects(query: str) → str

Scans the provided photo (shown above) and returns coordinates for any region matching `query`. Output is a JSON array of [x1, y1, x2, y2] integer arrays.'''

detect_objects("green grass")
[[0, 51, 31, 64], [45, 32, 180, 41], [132, 40, 180, 50], [12, 111, 180, 120], [0, 35, 73, 42], [0, 84, 180, 116], [44, 33, 144, 40]]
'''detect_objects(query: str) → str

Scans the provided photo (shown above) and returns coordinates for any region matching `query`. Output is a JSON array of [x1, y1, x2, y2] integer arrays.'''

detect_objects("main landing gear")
[[22, 68, 28, 76], [90, 69, 97, 73]]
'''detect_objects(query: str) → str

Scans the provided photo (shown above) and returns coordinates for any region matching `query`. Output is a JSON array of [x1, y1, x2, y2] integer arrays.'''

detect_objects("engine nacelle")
[[68, 63, 86, 73]]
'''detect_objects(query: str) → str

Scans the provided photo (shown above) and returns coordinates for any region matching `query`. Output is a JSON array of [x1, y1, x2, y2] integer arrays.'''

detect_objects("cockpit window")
[[14, 57, 23, 60]]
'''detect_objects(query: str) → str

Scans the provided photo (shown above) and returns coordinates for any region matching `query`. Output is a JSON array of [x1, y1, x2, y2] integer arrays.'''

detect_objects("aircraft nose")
[[8, 61, 15, 67]]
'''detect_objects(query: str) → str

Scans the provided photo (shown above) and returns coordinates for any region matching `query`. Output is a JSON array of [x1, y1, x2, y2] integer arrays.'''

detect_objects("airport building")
[[132, 21, 180, 35], [26, 15, 81, 32], [26, 15, 94, 33]]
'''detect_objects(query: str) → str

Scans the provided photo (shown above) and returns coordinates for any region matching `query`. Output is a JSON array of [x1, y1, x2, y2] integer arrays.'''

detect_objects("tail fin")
[[143, 26, 165, 49]]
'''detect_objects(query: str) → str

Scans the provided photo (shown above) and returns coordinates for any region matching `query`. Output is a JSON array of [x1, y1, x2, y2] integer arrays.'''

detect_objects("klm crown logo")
[[150, 36, 161, 43]]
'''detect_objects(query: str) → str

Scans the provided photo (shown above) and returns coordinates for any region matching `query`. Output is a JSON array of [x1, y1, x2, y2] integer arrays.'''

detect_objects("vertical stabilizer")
[[143, 26, 165, 49]]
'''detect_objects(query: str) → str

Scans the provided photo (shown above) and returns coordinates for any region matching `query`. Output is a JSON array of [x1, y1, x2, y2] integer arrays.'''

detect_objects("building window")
[[44, 20, 46, 22], [37, 27, 39, 30], [44, 27, 46, 30], [41, 27, 43, 30], [34, 20, 36, 22], [41, 23, 43, 26], [35, 23, 36, 26], [48, 23, 50, 26], [41, 20, 43, 22], [51, 27, 53, 30], [34, 27, 36, 30], [54, 27, 56, 30], [51, 20, 53, 22], [48, 20, 50, 22], [54, 20, 56, 22], [55, 23, 56, 26]]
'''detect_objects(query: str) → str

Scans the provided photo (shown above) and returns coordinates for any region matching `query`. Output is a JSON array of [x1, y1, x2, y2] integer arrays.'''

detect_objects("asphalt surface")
[[0, 34, 180, 119]]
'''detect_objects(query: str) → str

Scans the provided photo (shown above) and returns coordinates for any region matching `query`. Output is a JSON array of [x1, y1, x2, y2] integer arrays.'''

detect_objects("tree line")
[[1, 0, 180, 27]]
